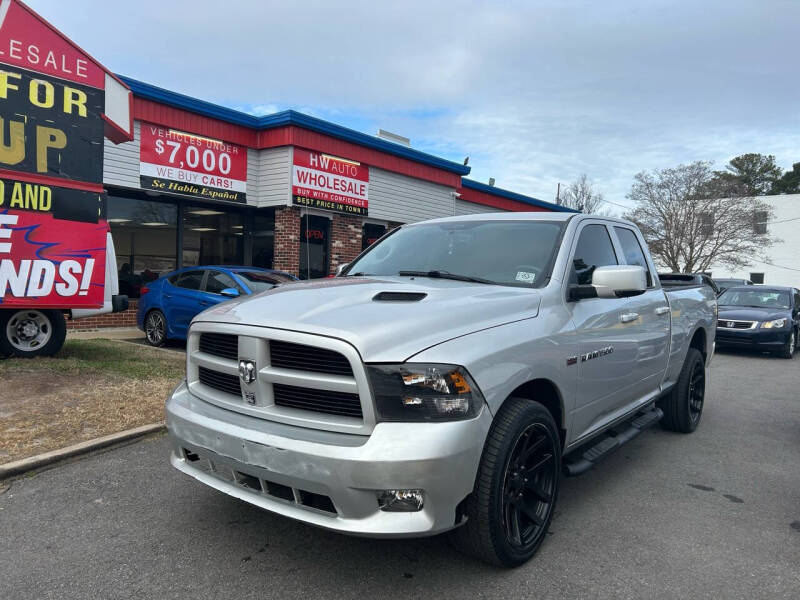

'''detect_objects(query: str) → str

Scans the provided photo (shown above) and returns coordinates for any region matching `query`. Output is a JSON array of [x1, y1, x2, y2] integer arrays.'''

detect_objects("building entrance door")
[[300, 214, 330, 279]]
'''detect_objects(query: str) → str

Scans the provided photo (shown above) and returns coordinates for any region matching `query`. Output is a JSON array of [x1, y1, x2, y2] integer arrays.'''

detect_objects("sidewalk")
[[67, 327, 143, 340]]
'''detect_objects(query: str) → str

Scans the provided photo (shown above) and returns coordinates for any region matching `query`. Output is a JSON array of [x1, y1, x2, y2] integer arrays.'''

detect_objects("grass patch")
[[0, 339, 185, 464], [0, 339, 184, 380]]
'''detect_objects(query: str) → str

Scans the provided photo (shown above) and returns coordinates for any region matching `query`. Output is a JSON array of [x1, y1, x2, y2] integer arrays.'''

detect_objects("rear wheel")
[[658, 348, 705, 433], [779, 330, 796, 359], [144, 309, 167, 347], [0, 309, 67, 358], [450, 398, 560, 567]]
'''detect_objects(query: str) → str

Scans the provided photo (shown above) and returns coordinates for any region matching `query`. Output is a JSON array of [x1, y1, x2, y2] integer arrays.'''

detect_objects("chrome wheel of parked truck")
[[165, 213, 716, 567]]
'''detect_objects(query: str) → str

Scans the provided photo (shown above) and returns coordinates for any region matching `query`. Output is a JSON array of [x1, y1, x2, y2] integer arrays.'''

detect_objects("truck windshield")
[[345, 220, 564, 287]]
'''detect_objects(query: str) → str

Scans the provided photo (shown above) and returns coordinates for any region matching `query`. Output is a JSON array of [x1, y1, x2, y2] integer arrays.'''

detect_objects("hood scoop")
[[372, 291, 427, 302]]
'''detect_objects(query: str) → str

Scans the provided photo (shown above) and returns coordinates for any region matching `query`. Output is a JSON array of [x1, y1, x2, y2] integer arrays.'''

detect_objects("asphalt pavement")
[[1, 350, 798, 599]]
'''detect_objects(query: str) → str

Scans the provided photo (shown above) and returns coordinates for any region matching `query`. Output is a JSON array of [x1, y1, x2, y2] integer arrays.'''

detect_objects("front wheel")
[[0, 309, 67, 358], [450, 398, 561, 567], [144, 309, 167, 347], [779, 330, 796, 359], [658, 348, 705, 433]]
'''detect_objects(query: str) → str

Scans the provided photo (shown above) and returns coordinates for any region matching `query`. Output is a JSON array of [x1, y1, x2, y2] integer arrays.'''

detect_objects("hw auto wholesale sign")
[[139, 123, 247, 203], [0, 0, 132, 309], [292, 148, 369, 216]]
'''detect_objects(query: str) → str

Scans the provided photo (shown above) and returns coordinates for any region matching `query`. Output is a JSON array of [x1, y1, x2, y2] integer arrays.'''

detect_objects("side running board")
[[563, 407, 664, 477]]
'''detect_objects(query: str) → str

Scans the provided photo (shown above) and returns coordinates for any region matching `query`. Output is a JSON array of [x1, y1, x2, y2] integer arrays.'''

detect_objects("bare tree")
[[623, 161, 776, 273], [558, 174, 606, 213]]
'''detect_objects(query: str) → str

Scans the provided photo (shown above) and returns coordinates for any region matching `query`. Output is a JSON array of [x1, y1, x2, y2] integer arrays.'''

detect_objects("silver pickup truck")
[[166, 213, 716, 567]]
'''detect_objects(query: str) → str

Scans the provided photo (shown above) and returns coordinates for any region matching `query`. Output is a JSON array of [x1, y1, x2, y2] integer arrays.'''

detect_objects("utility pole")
[[556, 182, 562, 205]]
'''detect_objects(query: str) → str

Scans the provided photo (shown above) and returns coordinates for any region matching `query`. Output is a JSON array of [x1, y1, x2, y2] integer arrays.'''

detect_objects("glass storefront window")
[[299, 214, 330, 279], [107, 195, 177, 298], [252, 211, 275, 269], [183, 205, 244, 266], [362, 222, 387, 250]]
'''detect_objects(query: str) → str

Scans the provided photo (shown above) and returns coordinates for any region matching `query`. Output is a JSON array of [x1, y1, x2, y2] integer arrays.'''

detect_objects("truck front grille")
[[199, 332, 239, 360], [269, 340, 353, 376], [188, 326, 371, 432], [273, 383, 363, 418], [198, 366, 240, 396]]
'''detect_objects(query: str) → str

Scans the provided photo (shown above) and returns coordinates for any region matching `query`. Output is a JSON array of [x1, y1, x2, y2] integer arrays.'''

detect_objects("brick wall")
[[273, 206, 301, 276], [66, 300, 139, 330], [329, 213, 363, 275]]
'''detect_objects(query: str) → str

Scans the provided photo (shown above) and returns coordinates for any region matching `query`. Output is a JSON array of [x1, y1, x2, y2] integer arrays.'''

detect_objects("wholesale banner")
[[292, 148, 369, 216]]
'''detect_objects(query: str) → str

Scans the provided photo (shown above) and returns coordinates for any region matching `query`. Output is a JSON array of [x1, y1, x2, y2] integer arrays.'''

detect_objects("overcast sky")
[[28, 0, 800, 212]]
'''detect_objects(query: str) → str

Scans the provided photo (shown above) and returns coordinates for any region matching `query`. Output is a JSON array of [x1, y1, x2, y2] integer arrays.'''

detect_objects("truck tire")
[[778, 330, 796, 359], [143, 309, 167, 347], [0, 309, 67, 358], [449, 398, 561, 567], [658, 348, 705, 433]]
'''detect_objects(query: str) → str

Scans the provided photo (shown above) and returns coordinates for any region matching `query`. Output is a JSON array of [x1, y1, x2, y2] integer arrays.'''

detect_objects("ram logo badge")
[[238, 359, 257, 385]]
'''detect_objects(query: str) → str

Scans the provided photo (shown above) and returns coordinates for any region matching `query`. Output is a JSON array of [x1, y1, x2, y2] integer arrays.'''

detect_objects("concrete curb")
[[0, 422, 166, 480]]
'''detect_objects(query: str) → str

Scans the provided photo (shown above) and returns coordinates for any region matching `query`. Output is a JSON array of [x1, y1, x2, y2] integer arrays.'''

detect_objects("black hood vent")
[[373, 291, 427, 302]]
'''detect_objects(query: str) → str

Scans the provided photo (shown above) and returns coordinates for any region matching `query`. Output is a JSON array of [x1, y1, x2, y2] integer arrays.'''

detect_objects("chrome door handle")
[[655, 306, 670, 315], [620, 312, 639, 323]]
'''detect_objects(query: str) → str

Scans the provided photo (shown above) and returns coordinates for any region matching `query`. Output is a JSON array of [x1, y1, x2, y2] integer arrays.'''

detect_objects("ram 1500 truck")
[[166, 213, 716, 567]]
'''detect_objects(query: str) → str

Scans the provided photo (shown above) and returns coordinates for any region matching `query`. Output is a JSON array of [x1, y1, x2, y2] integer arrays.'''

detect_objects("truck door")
[[610, 226, 670, 403], [565, 223, 644, 441]]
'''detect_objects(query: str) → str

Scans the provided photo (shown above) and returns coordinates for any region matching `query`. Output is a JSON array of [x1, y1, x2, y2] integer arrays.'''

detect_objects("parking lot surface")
[[1, 351, 798, 599]]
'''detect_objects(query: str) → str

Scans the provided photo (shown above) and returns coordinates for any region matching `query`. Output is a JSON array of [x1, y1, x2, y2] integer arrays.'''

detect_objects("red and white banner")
[[139, 123, 248, 203], [0, 210, 107, 308], [292, 148, 369, 216]]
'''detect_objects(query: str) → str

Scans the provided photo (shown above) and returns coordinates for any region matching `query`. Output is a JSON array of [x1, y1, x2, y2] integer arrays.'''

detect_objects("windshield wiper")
[[348, 272, 370, 276], [397, 270, 495, 284]]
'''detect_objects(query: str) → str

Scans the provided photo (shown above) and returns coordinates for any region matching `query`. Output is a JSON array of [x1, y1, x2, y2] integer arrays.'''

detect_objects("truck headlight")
[[761, 318, 787, 329], [367, 364, 485, 422]]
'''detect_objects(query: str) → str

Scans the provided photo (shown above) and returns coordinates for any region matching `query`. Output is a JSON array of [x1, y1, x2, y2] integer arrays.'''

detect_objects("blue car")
[[137, 266, 297, 346]]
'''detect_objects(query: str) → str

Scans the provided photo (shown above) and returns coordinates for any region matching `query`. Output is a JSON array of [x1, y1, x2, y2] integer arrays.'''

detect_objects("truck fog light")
[[377, 489, 424, 512]]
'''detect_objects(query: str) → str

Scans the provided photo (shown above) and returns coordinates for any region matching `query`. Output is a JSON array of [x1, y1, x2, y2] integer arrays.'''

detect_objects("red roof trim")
[[457, 185, 552, 212]]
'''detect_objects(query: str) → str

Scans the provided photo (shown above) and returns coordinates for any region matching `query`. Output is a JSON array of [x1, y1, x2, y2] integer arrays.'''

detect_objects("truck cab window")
[[614, 226, 653, 287], [570, 224, 618, 285]]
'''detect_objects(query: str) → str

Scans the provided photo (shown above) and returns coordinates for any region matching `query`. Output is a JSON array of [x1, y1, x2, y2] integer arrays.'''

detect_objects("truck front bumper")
[[166, 381, 491, 537]]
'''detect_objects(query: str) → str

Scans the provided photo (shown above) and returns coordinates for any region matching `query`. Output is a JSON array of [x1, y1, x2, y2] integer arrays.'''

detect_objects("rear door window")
[[570, 224, 618, 285], [170, 270, 204, 290], [614, 226, 653, 287]]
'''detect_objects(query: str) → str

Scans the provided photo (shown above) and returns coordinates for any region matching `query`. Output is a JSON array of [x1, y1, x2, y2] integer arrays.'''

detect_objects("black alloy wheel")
[[144, 310, 167, 347], [449, 398, 561, 567], [687, 358, 705, 425], [659, 347, 705, 433], [502, 423, 558, 550]]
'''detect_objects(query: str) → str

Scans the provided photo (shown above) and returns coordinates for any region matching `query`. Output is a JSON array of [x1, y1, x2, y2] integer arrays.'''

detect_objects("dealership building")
[[82, 76, 574, 327]]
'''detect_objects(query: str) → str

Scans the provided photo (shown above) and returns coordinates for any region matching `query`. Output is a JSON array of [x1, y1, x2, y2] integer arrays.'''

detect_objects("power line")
[[748, 258, 800, 273]]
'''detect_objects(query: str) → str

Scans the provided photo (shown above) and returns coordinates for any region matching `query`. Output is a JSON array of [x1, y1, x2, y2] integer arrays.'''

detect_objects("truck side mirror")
[[568, 265, 647, 301], [335, 263, 349, 277]]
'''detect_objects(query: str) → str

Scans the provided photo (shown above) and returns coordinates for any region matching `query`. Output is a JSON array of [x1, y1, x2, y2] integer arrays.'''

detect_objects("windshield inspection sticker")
[[515, 271, 536, 284]]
